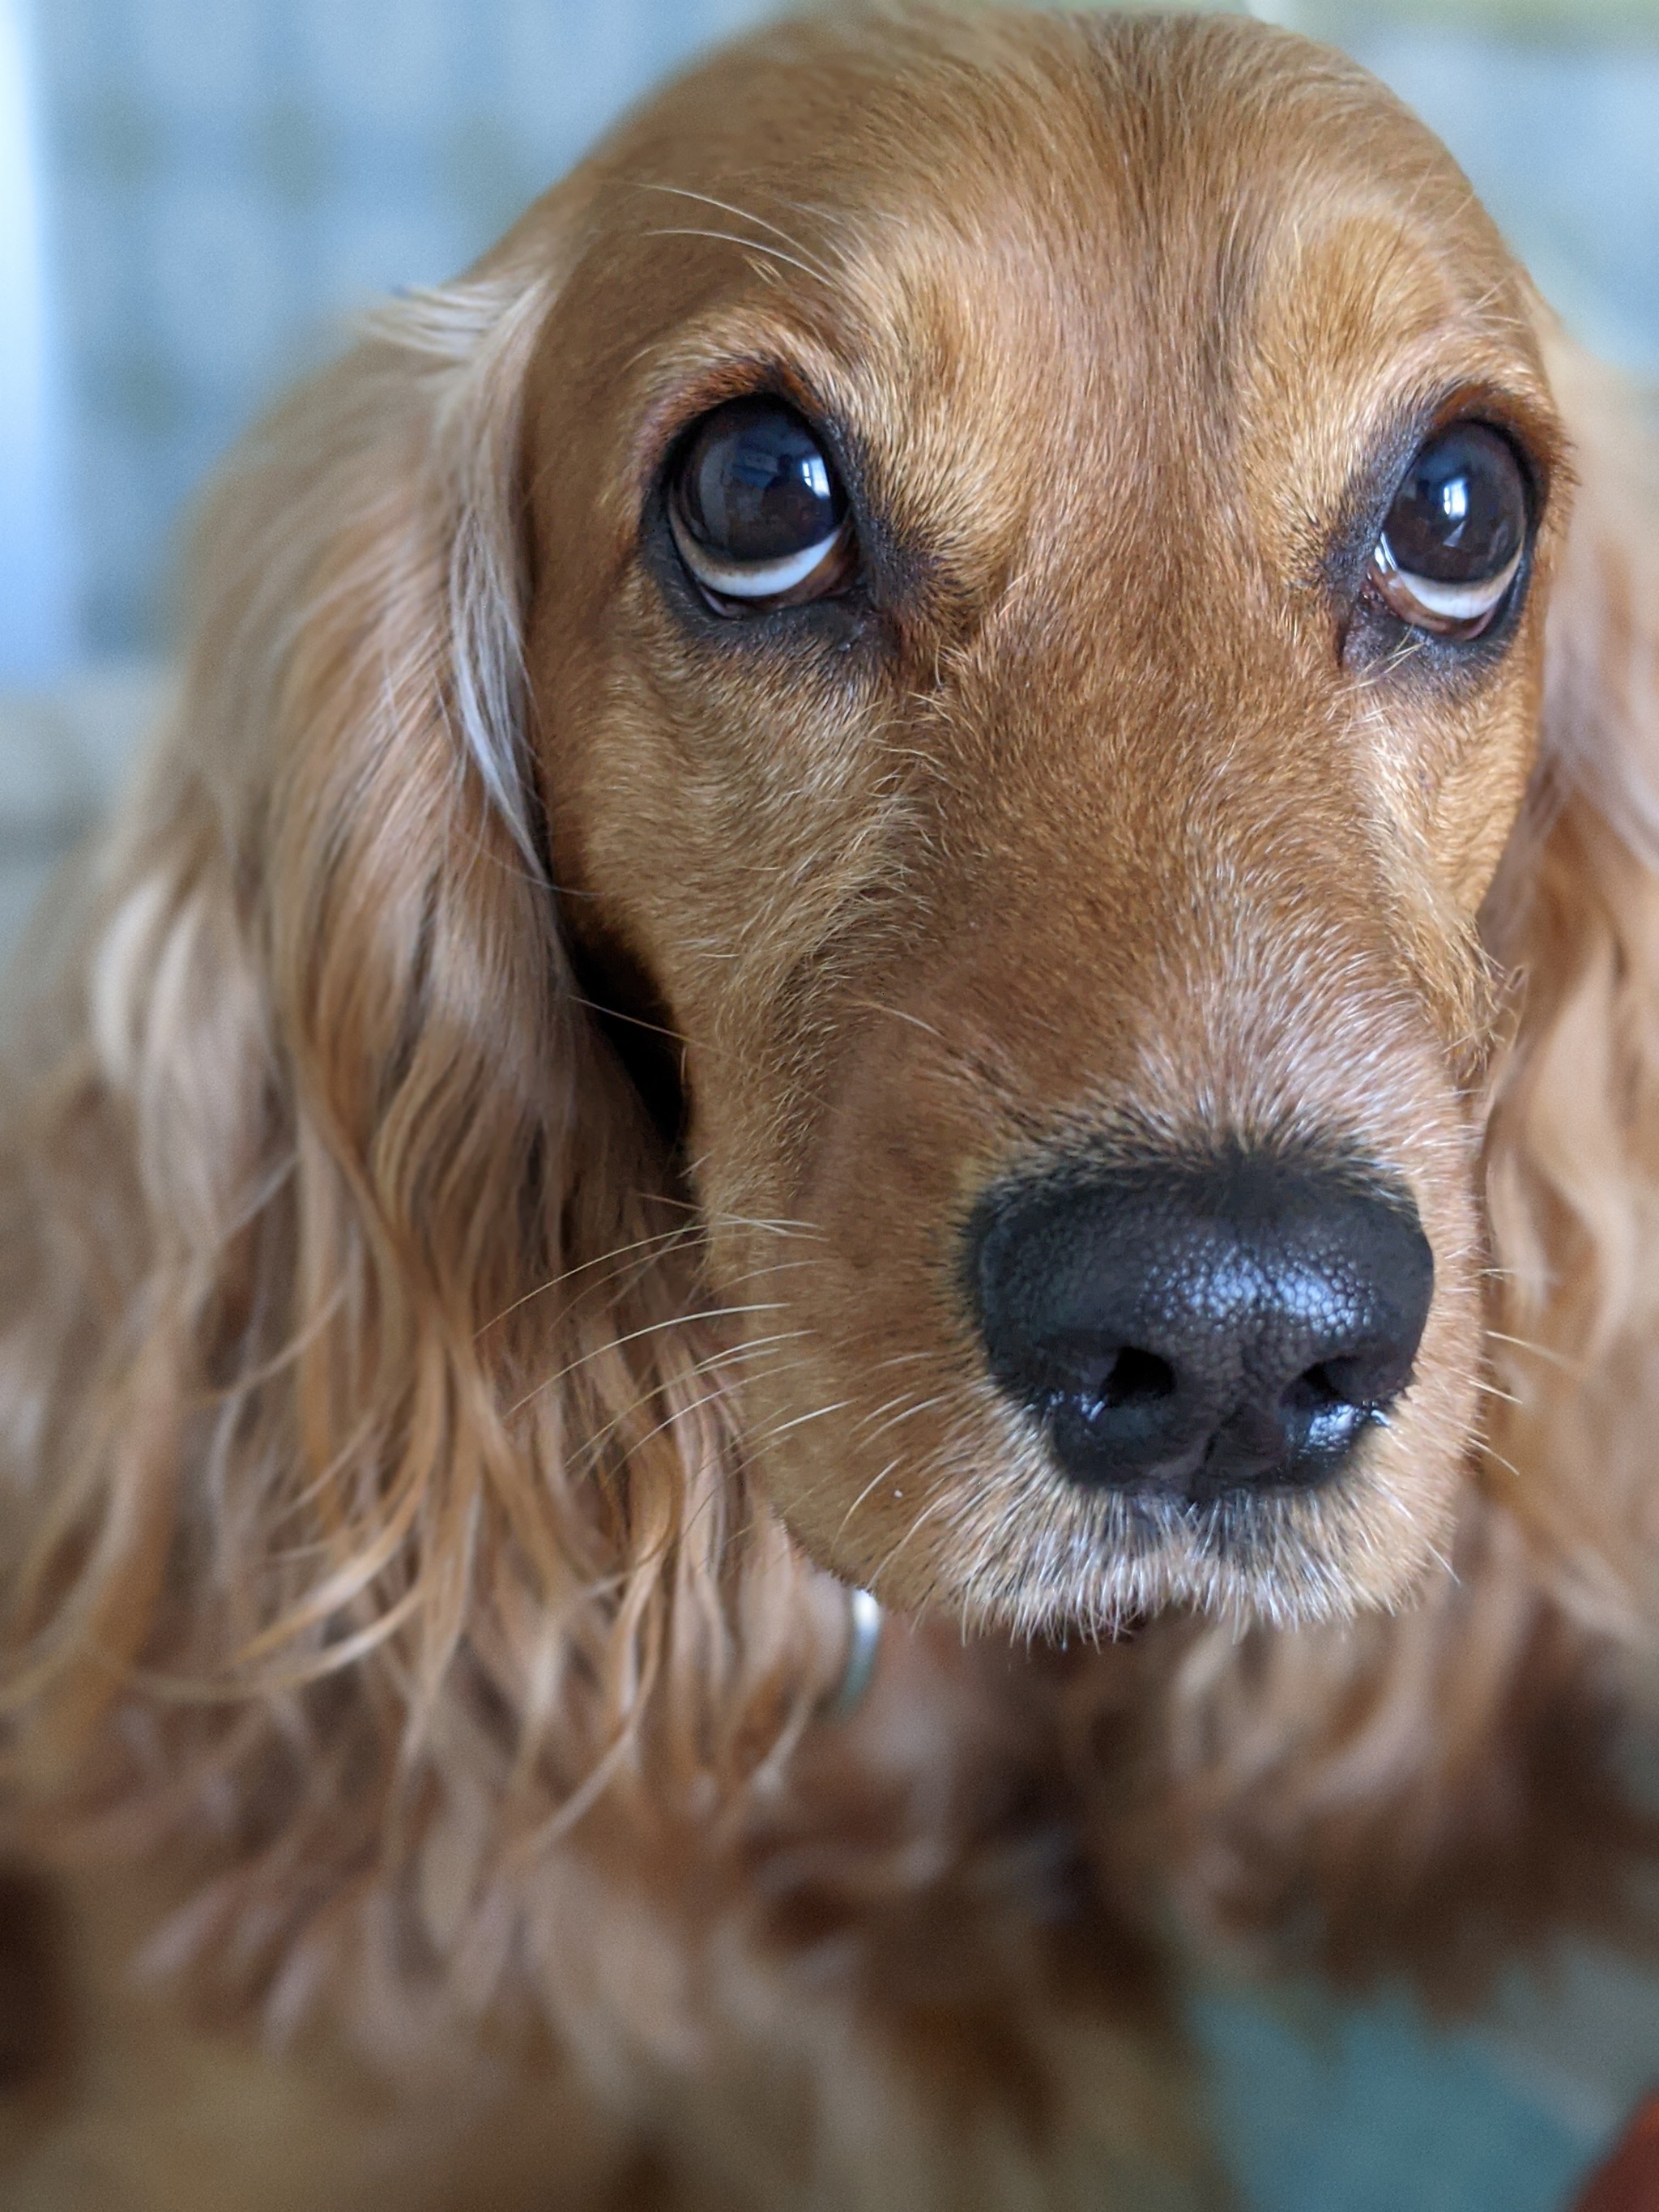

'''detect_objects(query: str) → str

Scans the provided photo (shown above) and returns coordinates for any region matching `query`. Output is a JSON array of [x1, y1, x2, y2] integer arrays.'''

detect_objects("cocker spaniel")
[[3, 7, 1657, 2207]]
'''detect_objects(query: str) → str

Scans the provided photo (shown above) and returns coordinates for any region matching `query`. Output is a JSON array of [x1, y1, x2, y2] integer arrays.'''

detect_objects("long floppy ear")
[[1481, 327, 1659, 1620], [0, 218, 840, 2029]]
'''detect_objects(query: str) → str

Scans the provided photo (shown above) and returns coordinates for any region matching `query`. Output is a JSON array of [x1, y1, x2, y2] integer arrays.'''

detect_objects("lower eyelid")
[[669, 509, 847, 599], [1371, 537, 1522, 631]]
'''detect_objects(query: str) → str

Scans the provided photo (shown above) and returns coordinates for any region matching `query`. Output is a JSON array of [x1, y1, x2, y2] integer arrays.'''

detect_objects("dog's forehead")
[[548, 9, 1548, 585]]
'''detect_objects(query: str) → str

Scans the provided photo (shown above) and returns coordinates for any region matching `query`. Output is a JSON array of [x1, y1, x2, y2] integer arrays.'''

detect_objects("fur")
[[2, 8, 1657, 2204]]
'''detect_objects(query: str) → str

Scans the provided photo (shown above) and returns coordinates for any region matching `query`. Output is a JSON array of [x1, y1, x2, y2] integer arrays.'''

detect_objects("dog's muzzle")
[[967, 1147, 1433, 1502]]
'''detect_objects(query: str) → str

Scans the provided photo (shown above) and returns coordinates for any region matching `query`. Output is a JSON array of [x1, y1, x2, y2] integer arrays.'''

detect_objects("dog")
[[2, 6, 1657, 2205]]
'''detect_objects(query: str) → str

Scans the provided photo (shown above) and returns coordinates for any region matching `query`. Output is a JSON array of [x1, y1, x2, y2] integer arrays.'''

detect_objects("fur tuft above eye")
[[667, 396, 855, 612]]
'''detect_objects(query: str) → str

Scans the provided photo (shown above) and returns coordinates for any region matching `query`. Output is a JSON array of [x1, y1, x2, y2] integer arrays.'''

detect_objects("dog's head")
[[514, 6, 1570, 1633], [37, 9, 1659, 1741]]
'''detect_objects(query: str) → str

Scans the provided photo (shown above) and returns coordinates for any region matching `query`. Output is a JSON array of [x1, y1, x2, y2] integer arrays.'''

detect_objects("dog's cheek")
[[1353, 1187, 1488, 1608], [1419, 668, 1547, 919]]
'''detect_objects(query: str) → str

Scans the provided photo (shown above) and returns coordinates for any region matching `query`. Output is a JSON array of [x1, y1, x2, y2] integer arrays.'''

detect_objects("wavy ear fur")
[[0, 236, 842, 2042], [1097, 328, 1659, 1993], [1485, 334, 1659, 1597]]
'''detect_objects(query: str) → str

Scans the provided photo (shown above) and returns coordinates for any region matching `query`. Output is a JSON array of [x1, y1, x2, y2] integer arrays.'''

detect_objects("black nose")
[[967, 1149, 1434, 1498]]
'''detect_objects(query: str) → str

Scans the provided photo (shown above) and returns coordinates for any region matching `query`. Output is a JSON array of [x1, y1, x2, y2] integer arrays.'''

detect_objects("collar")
[[821, 1585, 883, 1720]]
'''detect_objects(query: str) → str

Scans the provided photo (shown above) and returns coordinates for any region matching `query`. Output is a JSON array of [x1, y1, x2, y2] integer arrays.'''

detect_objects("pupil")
[[1384, 422, 1525, 584], [679, 399, 843, 564]]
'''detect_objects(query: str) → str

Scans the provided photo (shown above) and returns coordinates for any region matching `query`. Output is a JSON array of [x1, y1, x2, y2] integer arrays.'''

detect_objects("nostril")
[[1283, 1360, 1349, 1413], [1062, 1344, 1178, 1411], [1095, 1346, 1176, 1410], [1277, 1340, 1416, 1473], [1284, 1346, 1413, 1417]]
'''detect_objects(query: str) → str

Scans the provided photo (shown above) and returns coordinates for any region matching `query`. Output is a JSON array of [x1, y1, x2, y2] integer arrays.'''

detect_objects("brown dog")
[[2, 6, 1657, 2206]]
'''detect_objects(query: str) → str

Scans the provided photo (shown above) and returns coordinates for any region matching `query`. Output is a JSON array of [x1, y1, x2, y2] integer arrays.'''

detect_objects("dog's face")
[[518, 11, 1566, 1634]]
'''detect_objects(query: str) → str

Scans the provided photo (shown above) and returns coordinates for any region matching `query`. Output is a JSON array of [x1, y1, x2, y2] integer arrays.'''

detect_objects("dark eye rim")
[[1339, 399, 1547, 667], [660, 390, 862, 619]]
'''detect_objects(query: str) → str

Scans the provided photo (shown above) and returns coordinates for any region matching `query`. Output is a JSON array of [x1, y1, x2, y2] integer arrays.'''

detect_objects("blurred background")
[[0, 1, 1657, 2204], [3, 0, 1658, 678]]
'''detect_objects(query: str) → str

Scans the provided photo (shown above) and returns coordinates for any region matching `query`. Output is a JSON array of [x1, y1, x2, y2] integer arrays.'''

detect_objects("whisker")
[[758, 1399, 855, 1443], [835, 1456, 906, 1541], [869, 1490, 955, 1585], [1476, 1437, 1529, 1489], [637, 183, 840, 283], [1469, 1379, 1523, 1409], [566, 993, 685, 1044], [509, 1301, 789, 1415], [1484, 1327, 1589, 1379], [570, 1336, 827, 1477], [844, 996, 945, 1041], [860, 1392, 955, 1448], [854, 1387, 922, 1434], [701, 1212, 826, 1242], [642, 227, 826, 287], [479, 1225, 697, 1333]]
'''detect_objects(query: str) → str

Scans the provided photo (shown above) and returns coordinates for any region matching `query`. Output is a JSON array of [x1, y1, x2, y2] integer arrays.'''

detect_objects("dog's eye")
[[1370, 422, 1528, 640], [668, 398, 854, 612]]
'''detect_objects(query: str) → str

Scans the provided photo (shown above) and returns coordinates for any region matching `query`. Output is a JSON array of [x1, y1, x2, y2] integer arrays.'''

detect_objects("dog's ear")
[[1481, 330, 1659, 1609], [4, 217, 839, 1977]]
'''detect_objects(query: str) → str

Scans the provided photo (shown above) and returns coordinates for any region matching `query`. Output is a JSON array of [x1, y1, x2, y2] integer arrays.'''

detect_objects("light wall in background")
[[1329, 15, 1659, 377], [6, 0, 1659, 671], [30, 0, 784, 661], [0, 0, 72, 681]]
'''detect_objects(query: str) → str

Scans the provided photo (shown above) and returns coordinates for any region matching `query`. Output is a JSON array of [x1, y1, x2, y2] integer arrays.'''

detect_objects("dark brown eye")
[[1371, 421, 1528, 639], [668, 397, 854, 610]]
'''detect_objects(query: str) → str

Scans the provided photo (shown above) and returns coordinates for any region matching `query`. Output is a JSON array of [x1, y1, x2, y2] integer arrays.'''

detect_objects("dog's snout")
[[969, 1150, 1434, 1499]]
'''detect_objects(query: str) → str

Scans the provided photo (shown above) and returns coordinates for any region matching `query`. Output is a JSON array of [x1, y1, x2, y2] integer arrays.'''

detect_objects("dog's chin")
[[794, 1419, 1465, 1640], [946, 1462, 1456, 1640]]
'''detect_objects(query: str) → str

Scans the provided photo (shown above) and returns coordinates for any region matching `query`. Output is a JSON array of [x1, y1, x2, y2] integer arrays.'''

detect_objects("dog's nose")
[[968, 1150, 1433, 1498]]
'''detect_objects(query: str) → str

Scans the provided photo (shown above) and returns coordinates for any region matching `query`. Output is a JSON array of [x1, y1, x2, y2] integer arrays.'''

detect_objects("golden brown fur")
[[2, 6, 1658, 2203]]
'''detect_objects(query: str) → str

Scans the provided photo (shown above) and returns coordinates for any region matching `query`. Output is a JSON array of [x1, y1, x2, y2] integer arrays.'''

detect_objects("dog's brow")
[[636, 182, 840, 287]]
